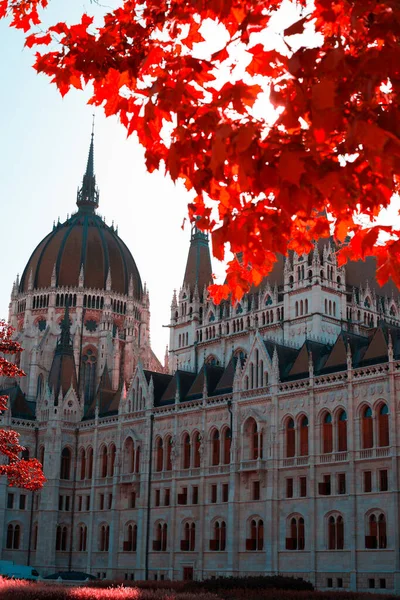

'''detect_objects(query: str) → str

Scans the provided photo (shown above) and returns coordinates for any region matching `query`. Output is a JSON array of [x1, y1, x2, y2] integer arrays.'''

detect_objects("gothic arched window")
[[60, 448, 71, 480]]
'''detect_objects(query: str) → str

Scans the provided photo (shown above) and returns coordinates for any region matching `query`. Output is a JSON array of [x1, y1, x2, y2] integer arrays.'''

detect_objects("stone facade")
[[1, 137, 400, 593]]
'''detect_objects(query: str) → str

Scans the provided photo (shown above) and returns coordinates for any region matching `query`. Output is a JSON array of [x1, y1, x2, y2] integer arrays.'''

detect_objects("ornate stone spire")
[[76, 117, 99, 212], [57, 299, 72, 353]]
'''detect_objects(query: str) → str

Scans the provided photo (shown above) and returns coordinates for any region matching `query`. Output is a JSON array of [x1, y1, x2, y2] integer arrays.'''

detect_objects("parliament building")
[[1, 131, 400, 592]]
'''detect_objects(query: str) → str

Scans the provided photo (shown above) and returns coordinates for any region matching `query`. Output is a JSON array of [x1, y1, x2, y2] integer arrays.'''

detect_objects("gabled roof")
[[1, 385, 35, 420], [185, 364, 225, 400], [159, 370, 197, 405], [85, 364, 116, 418], [264, 340, 298, 380], [143, 370, 173, 405], [287, 339, 331, 379]]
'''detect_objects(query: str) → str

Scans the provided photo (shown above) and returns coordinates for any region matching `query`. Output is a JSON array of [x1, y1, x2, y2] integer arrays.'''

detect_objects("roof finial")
[[76, 118, 99, 212]]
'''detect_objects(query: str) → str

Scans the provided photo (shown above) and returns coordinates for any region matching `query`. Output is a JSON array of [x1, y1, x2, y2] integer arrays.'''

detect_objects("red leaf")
[[284, 16, 309, 36]]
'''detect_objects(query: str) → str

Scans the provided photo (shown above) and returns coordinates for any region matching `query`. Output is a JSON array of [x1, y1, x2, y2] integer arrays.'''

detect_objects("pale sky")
[[0, 0, 225, 362]]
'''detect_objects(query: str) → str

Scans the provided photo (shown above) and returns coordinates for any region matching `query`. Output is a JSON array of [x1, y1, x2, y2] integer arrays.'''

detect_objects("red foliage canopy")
[[2, 0, 400, 300], [0, 321, 45, 491]]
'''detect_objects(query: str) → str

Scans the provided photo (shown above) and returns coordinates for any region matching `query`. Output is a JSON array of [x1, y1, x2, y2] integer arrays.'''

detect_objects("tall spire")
[[182, 220, 212, 300], [57, 299, 72, 354], [76, 116, 99, 212]]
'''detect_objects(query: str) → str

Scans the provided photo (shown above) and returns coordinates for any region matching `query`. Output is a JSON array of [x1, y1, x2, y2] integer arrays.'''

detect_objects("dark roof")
[[159, 370, 197, 405], [143, 370, 173, 404], [183, 227, 212, 296], [264, 340, 299, 380], [19, 210, 142, 297], [85, 364, 117, 418], [213, 356, 237, 395], [185, 364, 225, 400], [287, 340, 331, 379], [1, 385, 35, 420]]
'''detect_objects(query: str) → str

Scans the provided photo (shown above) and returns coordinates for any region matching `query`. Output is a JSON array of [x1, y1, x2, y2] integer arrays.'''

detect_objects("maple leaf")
[[2, 0, 400, 301]]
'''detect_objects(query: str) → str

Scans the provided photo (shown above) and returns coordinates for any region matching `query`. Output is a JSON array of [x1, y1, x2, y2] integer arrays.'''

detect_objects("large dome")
[[19, 211, 142, 298], [19, 129, 142, 299]]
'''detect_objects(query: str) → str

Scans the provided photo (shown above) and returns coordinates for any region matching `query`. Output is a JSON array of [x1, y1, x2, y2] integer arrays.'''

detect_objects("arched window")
[[222, 427, 231, 464], [286, 418, 295, 458], [56, 525, 68, 551], [156, 437, 164, 472], [362, 406, 373, 449], [337, 411, 347, 451], [60, 448, 71, 480], [299, 416, 308, 456], [211, 430, 220, 466], [182, 522, 196, 551], [328, 515, 344, 550], [210, 521, 226, 551], [124, 438, 135, 474], [21, 448, 29, 460], [367, 513, 387, 549], [101, 446, 108, 478], [79, 449, 86, 480], [78, 525, 87, 551], [378, 514, 387, 549], [193, 433, 201, 468], [155, 523, 168, 551], [99, 524, 110, 552], [124, 523, 137, 552], [323, 413, 333, 453], [378, 403, 389, 447], [286, 516, 305, 550], [81, 348, 97, 404], [247, 519, 264, 551], [165, 436, 172, 471], [109, 444, 116, 476], [6, 524, 20, 549], [183, 434, 191, 469]]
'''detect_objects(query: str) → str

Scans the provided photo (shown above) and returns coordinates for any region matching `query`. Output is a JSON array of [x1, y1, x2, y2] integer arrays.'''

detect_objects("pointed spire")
[[51, 263, 57, 288], [79, 264, 84, 288], [76, 117, 99, 212], [129, 274, 134, 297], [106, 268, 112, 291], [28, 269, 33, 291], [182, 219, 213, 297], [57, 298, 72, 353]]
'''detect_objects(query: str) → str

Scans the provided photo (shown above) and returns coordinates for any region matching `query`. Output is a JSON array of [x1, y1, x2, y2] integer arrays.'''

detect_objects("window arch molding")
[[123, 521, 138, 552], [209, 427, 220, 466], [6, 521, 22, 550], [181, 431, 191, 469], [191, 430, 201, 468], [99, 444, 108, 478], [296, 413, 309, 456], [285, 513, 305, 550], [282, 414, 296, 458], [60, 446, 73, 480], [246, 515, 264, 551], [365, 509, 387, 549], [325, 511, 344, 550]]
